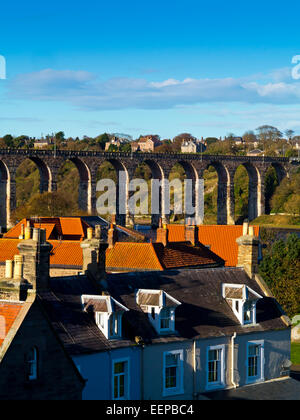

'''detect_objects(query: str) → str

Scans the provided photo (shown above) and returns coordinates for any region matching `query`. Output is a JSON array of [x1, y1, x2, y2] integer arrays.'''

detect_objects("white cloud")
[[7, 67, 300, 110]]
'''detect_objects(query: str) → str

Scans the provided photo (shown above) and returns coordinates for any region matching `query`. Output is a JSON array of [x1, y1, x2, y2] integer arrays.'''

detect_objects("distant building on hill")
[[34, 138, 52, 149], [181, 139, 206, 153], [131, 135, 161, 152]]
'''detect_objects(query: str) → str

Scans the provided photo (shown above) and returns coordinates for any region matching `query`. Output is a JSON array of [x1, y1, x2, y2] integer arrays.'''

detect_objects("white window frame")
[[112, 358, 130, 400], [246, 340, 264, 384], [159, 308, 173, 332], [163, 350, 184, 397], [206, 344, 225, 390], [243, 301, 256, 325], [109, 313, 122, 339]]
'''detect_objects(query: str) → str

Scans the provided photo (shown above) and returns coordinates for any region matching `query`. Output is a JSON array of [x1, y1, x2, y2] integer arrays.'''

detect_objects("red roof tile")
[[0, 302, 24, 347], [0, 239, 83, 268], [166, 225, 260, 267], [106, 240, 223, 271]]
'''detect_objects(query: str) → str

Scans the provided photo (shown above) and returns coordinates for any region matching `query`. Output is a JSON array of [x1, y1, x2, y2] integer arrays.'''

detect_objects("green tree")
[[259, 233, 300, 317]]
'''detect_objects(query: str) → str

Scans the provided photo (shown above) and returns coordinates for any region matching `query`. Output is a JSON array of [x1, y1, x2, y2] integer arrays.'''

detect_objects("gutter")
[[231, 333, 237, 389]]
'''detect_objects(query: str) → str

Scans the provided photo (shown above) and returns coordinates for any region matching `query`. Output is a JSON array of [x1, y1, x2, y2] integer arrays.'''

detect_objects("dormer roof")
[[82, 295, 129, 314], [222, 284, 262, 302], [137, 289, 181, 308]]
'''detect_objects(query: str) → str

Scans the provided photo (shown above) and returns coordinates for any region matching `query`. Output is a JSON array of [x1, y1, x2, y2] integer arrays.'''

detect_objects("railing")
[[0, 148, 290, 162]]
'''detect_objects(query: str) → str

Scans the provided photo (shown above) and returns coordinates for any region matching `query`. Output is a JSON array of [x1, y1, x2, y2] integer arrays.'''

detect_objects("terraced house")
[[0, 221, 297, 400]]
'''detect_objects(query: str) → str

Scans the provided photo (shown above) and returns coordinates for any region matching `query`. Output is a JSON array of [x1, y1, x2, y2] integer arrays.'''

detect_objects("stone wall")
[[0, 301, 84, 400], [0, 264, 80, 279]]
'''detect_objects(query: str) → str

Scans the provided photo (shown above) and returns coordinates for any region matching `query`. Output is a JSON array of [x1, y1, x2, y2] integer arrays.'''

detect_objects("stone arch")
[[28, 157, 52, 194], [96, 158, 130, 225], [53, 157, 92, 214], [234, 162, 261, 222], [204, 160, 231, 225], [68, 157, 92, 213], [168, 160, 200, 223], [13, 157, 52, 223], [263, 161, 288, 214], [140, 159, 165, 227]]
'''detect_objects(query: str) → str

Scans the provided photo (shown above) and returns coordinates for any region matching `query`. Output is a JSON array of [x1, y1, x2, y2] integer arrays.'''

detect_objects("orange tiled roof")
[[0, 239, 83, 268], [3, 219, 27, 239], [0, 302, 24, 347], [59, 218, 88, 238], [106, 240, 223, 271], [106, 242, 163, 271], [33, 223, 56, 239], [166, 225, 260, 267], [4, 217, 89, 241]]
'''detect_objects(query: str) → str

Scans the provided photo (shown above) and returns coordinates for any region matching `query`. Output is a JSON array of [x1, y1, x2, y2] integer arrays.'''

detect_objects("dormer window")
[[160, 308, 172, 330], [243, 301, 256, 325], [136, 289, 181, 334], [110, 313, 121, 337], [82, 294, 129, 340], [222, 284, 262, 326]]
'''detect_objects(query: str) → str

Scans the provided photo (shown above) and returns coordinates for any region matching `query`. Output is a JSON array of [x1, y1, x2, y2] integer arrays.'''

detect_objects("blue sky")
[[1, 0, 300, 139]]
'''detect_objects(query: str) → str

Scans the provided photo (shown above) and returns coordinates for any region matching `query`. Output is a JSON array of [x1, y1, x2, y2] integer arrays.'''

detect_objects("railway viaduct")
[[0, 149, 294, 228]]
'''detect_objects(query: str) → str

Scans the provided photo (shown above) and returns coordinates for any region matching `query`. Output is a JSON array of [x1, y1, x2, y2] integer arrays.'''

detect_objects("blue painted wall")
[[73, 346, 141, 400]]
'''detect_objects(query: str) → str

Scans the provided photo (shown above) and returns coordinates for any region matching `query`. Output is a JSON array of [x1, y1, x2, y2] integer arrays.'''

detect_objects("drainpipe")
[[140, 344, 144, 401], [193, 340, 197, 399], [231, 333, 237, 388]]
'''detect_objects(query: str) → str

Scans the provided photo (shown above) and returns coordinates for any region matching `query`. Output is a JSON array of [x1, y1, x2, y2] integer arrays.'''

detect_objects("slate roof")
[[105, 268, 287, 343], [39, 276, 133, 356], [39, 267, 287, 356], [202, 377, 300, 400]]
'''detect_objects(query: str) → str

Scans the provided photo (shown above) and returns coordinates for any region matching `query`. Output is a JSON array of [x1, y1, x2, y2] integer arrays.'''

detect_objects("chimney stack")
[[236, 221, 260, 278], [185, 224, 199, 247], [108, 224, 118, 249], [156, 219, 169, 247], [81, 228, 108, 287], [17, 228, 53, 293]]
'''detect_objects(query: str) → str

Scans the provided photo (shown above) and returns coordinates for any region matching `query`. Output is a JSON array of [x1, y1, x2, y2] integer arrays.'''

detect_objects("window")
[[109, 313, 120, 338], [243, 302, 254, 324], [113, 359, 129, 400], [247, 341, 264, 383], [163, 350, 184, 396], [160, 308, 171, 330], [27, 347, 38, 381], [151, 307, 156, 320], [95, 312, 105, 330], [207, 345, 225, 389]]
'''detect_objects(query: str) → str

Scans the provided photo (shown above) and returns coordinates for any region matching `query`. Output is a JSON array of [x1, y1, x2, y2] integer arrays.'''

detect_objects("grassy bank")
[[250, 215, 300, 229], [291, 343, 300, 365]]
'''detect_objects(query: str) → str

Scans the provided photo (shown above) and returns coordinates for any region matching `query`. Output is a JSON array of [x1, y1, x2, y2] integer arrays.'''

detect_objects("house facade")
[[0, 223, 294, 400], [40, 223, 293, 400], [0, 229, 84, 400]]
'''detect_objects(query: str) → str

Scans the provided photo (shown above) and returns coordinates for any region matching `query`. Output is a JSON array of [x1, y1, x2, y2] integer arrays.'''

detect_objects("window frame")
[[162, 350, 184, 397], [112, 358, 130, 400], [27, 346, 38, 381], [109, 313, 122, 339], [206, 344, 225, 390], [246, 340, 264, 384], [159, 307, 172, 332]]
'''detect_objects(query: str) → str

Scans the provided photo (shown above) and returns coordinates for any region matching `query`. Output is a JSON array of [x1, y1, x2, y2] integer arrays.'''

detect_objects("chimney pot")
[[5, 260, 13, 279], [24, 227, 32, 240], [87, 228, 93, 240]]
